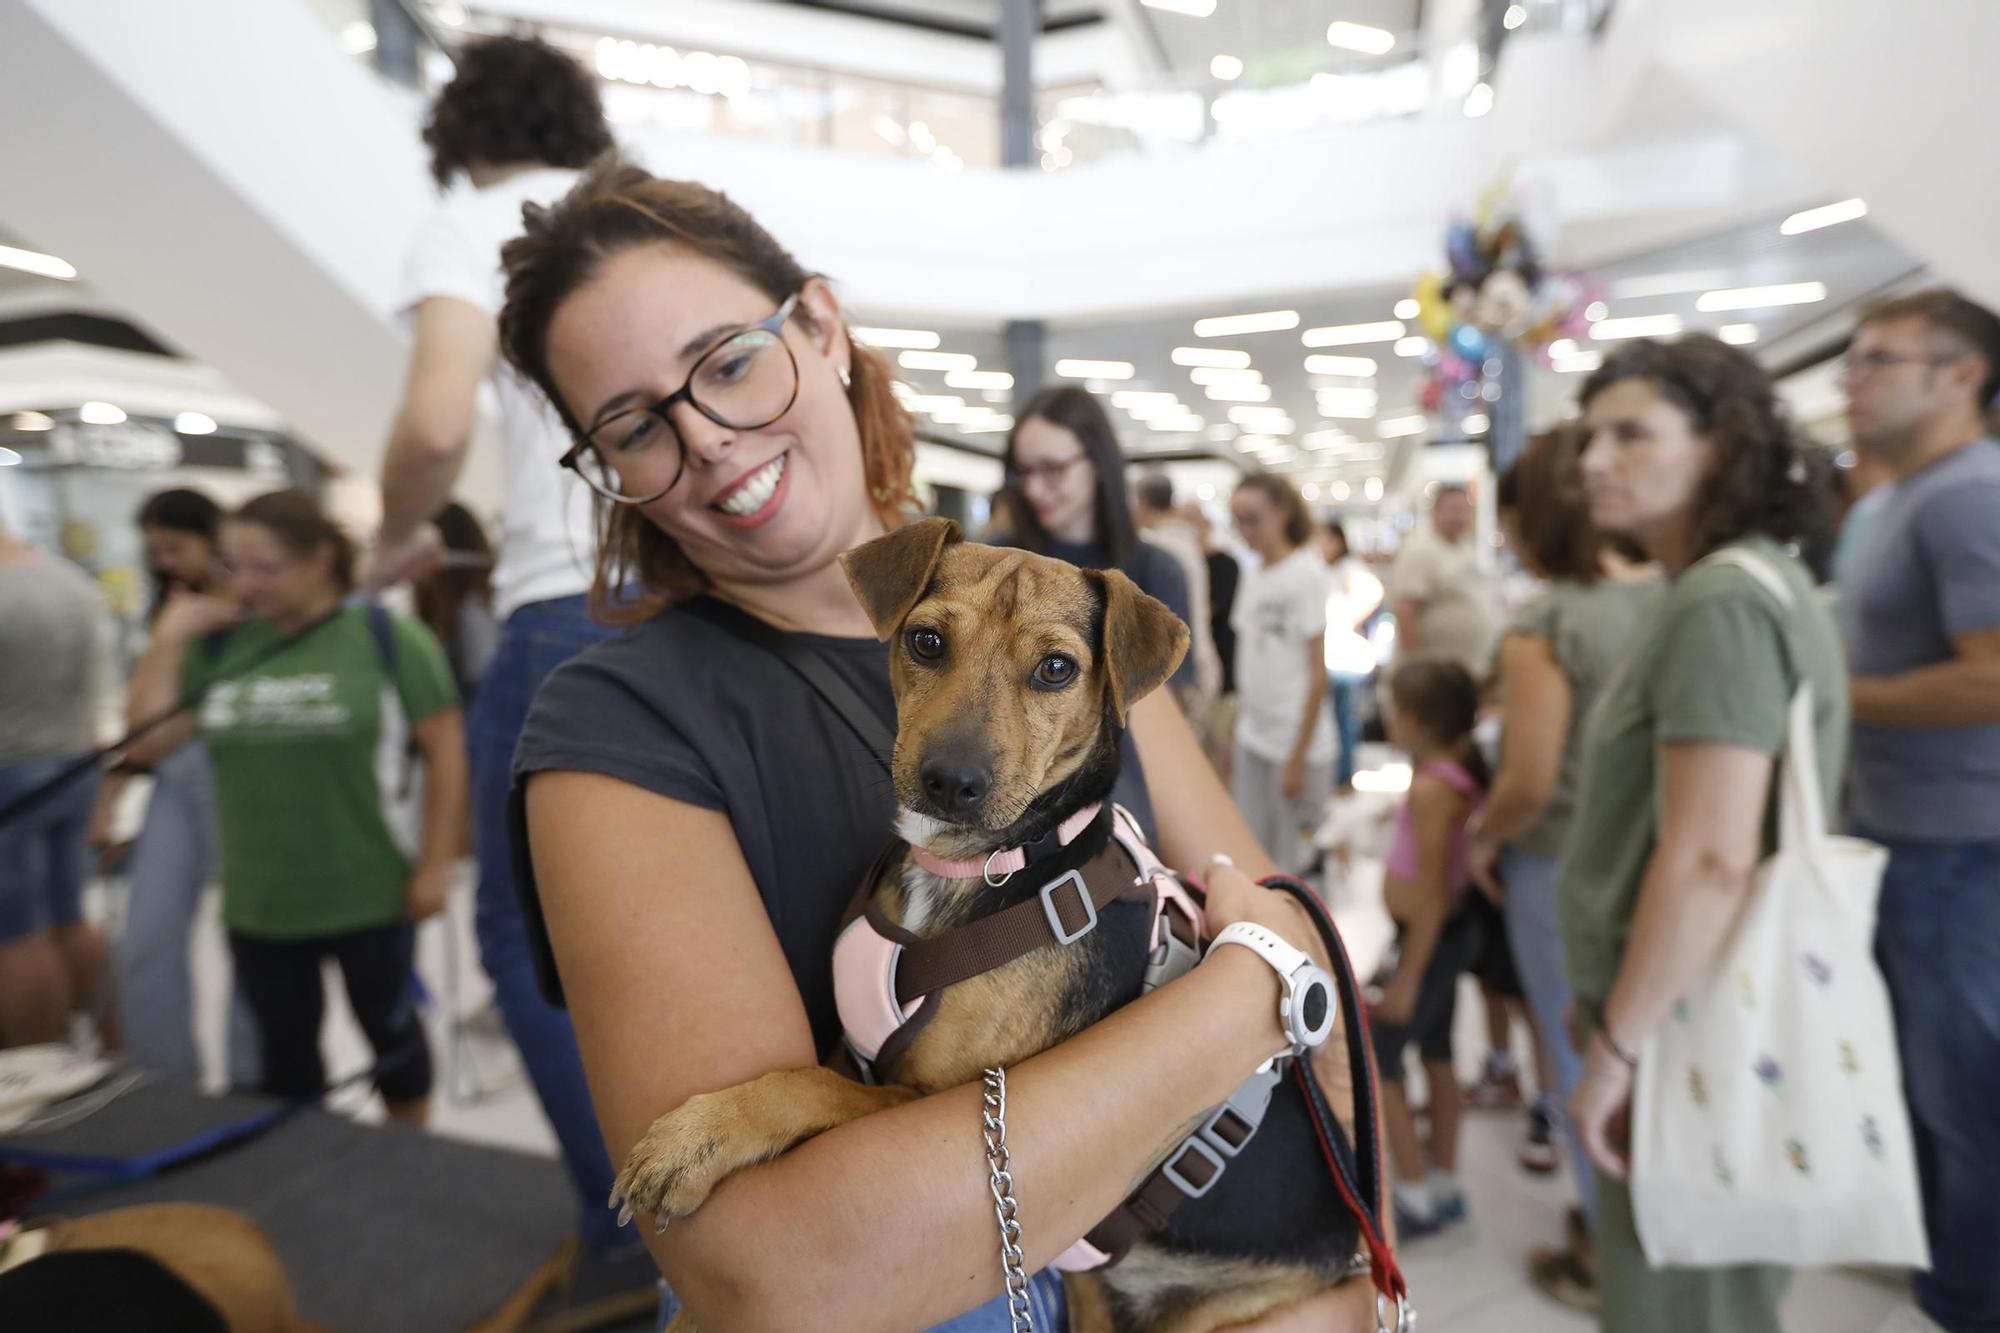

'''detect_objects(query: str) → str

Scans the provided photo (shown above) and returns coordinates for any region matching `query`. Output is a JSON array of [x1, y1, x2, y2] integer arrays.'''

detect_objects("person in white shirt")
[[1320, 519, 1384, 792], [1389, 484, 1496, 676], [1133, 472, 1221, 718], [367, 35, 630, 1258], [1228, 476, 1334, 874]]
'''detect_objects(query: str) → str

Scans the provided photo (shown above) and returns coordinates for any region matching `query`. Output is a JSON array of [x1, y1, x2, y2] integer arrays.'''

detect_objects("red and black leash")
[[1261, 873, 1413, 1332]]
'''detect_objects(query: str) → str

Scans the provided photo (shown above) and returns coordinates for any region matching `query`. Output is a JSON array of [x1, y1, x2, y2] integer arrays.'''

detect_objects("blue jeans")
[[0, 756, 99, 944], [114, 743, 260, 1085], [657, 1271, 1067, 1330], [469, 594, 625, 1253], [1864, 830, 2000, 1333], [1498, 847, 1593, 1222], [1328, 670, 1366, 789]]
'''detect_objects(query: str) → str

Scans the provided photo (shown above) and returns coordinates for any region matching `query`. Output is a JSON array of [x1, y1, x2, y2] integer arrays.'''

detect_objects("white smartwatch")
[[1205, 922, 1338, 1054]]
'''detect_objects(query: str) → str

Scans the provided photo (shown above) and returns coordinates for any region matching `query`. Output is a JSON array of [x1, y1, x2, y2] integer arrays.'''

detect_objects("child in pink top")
[[1372, 657, 1489, 1237]]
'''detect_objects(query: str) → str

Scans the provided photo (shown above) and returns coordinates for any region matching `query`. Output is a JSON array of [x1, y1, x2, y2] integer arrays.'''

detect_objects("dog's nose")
[[920, 755, 992, 816]]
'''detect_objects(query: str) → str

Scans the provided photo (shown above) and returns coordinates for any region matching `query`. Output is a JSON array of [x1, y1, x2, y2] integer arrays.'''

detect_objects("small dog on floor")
[[615, 519, 1361, 1332]]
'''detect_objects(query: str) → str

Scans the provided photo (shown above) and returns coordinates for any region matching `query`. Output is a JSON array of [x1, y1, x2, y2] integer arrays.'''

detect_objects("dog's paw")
[[614, 1090, 753, 1227]]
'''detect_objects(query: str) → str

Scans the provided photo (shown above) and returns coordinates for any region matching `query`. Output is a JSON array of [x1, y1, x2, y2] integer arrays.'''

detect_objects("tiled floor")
[[158, 798, 1911, 1333]]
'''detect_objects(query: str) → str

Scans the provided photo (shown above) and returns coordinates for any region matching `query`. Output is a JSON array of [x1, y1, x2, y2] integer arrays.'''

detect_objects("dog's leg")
[[616, 1067, 916, 1228]]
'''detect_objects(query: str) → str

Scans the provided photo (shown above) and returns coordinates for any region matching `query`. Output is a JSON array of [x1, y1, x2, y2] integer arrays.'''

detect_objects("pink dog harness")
[[832, 804, 1288, 1272]]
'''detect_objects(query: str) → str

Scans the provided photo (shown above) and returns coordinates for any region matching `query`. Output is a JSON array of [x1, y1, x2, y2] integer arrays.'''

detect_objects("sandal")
[[1527, 1243, 1598, 1313]]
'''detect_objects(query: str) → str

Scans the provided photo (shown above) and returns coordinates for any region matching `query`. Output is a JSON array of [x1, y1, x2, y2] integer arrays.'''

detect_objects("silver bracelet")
[[981, 1067, 1034, 1333]]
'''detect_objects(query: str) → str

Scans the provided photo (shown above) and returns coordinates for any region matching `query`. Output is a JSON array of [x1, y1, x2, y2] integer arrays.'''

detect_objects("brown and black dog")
[[615, 518, 1361, 1331]]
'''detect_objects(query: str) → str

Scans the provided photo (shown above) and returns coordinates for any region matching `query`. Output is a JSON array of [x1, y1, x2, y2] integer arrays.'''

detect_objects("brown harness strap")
[[890, 837, 1145, 1008]]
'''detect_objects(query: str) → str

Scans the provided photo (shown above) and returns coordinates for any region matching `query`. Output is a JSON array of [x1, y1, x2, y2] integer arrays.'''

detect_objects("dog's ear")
[[1090, 567, 1190, 721], [840, 517, 962, 640]]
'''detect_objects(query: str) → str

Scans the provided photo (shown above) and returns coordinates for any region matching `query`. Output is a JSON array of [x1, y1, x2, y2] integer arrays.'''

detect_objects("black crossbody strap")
[[682, 598, 894, 772]]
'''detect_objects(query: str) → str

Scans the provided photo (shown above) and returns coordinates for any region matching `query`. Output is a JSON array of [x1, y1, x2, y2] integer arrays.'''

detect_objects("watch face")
[[1302, 981, 1330, 1033]]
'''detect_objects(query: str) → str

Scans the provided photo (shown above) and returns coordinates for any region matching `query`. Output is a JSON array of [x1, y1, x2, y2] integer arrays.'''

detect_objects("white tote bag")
[[1630, 550, 1930, 1271]]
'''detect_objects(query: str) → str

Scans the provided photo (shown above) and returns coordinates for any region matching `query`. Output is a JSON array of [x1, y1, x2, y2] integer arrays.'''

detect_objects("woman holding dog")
[[1559, 336, 1842, 1332], [499, 159, 1379, 1331]]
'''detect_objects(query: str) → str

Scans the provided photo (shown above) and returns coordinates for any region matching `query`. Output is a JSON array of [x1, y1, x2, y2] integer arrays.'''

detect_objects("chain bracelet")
[[981, 1066, 1034, 1333]]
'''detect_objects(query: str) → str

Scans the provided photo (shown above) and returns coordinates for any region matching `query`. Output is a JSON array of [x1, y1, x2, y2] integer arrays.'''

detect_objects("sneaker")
[[1463, 1063, 1525, 1110], [1430, 1186, 1468, 1229], [1392, 1184, 1445, 1240], [1518, 1104, 1558, 1174]]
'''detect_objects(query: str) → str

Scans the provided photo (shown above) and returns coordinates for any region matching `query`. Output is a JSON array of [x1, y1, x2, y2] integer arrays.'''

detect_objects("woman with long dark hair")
[[412, 502, 498, 706], [1560, 336, 1842, 1331]]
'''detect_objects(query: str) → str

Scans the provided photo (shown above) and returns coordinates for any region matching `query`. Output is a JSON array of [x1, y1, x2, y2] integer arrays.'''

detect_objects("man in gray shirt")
[[0, 516, 107, 1048], [1839, 288, 2000, 1333]]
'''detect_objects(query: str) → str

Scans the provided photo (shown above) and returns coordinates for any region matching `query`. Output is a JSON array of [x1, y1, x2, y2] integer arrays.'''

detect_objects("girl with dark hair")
[[1228, 475, 1332, 875], [412, 502, 498, 705], [1369, 657, 1490, 1239], [101, 487, 262, 1084], [1470, 429, 1662, 1309], [496, 158, 1373, 1330], [1560, 336, 1847, 1330], [124, 491, 465, 1124], [999, 386, 1194, 681]]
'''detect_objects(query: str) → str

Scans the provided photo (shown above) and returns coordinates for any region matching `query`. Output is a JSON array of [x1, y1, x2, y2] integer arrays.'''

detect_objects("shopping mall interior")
[[0, 1, 1993, 1330]]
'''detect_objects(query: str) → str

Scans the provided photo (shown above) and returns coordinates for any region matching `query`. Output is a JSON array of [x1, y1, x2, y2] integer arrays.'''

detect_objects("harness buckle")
[[1199, 1058, 1283, 1160], [1160, 1135, 1226, 1200], [1039, 870, 1098, 946]]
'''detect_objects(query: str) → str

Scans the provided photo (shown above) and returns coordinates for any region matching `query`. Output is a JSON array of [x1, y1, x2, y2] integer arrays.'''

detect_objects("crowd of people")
[[1, 31, 1996, 1333]]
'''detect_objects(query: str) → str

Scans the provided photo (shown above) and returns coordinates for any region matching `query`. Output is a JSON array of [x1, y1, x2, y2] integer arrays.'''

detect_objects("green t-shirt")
[[1556, 540, 1848, 1009], [1503, 578, 1664, 860], [182, 607, 457, 939]]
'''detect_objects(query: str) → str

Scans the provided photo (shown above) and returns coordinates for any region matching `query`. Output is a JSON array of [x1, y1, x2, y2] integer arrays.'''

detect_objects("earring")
[[839, 366, 853, 390]]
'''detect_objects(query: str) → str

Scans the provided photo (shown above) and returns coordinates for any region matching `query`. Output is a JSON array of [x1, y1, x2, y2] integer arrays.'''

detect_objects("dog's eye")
[[907, 627, 946, 662], [1032, 655, 1078, 689]]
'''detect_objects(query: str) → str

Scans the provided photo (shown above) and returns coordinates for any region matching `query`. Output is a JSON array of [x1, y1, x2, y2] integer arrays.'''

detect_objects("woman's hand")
[[1200, 856, 1321, 959], [404, 858, 453, 922], [155, 589, 241, 643], [1468, 835, 1503, 905], [1569, 1034, 1636, 1181], [1281, 754, 1306, 803]]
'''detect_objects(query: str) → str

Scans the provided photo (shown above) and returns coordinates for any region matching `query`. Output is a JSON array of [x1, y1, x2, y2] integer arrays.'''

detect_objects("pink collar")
[[907, 803, 1104, 882]]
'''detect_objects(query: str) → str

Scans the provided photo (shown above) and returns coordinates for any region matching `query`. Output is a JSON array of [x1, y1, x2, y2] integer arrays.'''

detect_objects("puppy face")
[[841, 520, 1188, 840]]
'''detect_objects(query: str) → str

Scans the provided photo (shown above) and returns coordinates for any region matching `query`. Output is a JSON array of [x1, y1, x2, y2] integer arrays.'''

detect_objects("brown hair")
[[1497, 425, 1602, 584], [1388, 656, 1491, 790], [497, 156, 917, 622], [1580, 335, 1834, 580], [1856, 287, 2000, 409], [1233, 474, 1313, 547], [231, 490, 356, 592], [414, 501, 493, 647], [1003, 385, 1139, 563]]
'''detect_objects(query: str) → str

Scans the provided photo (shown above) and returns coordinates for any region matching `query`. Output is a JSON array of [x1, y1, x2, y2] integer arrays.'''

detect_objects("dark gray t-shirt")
[[0, 553, 100, 765], [509, 598, 1158, 1051], [1840, 438, 2000, 842]]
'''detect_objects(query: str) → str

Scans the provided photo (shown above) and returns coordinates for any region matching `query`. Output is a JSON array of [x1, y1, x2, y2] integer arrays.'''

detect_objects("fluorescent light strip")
[[1553, 350, 1603, 373], [1378, 414, 1427, 438], [1393, 299, 1420, 320], [1326, 20, 1395, 54], [1591, 314, 1683, 340], [174, 412, 218, 435], [1193, 310, 1299, 337], [1393, 336, 1432, 358], [1718, 323, 1759, 346], [1695, 282, 1828, 312], [0, 244, 77, 281], [1204, 384, 1272, 402], [11, 411, 53, 431], [1112, 390, 1180, 411], [1140, 0, 1216, 14], [1054, 359, 1136, 380], [899, 350, 976, 371], [1304, 354, 1378, 376], [946, 369, 1014, 390], [1189, 367, 1264, 388], [79, 401, 126, 425], [1302, 320, 1406, 347], [1780, 198, 1867, 236], [1463, 413, 1491, 433], [1172, 346, 1251, 368], [854, 326, 941, 350]]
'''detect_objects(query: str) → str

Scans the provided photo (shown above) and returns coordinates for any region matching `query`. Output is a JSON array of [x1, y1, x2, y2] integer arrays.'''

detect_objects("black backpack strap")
[[681, 598, 893, 771], [364, 603, 399, 673]]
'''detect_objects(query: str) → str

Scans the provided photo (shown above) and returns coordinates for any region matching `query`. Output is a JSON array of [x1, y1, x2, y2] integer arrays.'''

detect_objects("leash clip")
[[1376, 1292, 1416, 1332], [983, 848, 1015, 888]]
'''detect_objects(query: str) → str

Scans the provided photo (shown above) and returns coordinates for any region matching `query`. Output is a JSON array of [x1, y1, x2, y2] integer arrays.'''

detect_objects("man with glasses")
[[366, 37, 649, 1284], [1838, 288, 2000, 1333]]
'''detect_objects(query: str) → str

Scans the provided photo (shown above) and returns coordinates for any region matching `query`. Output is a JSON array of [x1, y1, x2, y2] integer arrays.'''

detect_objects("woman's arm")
[[1477, 633, 1571, 845], [122, 593, 236, 768], [1375, 777, 1469, 1024], [1282, 631, 1330, 799], [1571, 741, 1772, 1178], [529, 771, 1313, 1332], [404, 709, 466, 920]]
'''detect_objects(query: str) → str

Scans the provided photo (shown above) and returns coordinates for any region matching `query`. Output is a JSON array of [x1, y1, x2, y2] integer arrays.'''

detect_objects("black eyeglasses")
[[1838, 349, 1960, 381], [561, 293, 802, 504], [1007, 454, 1090, 488]]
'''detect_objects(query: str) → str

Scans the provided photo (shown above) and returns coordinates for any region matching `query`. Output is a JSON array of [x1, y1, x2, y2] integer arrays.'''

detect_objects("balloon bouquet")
[[1408, 195, 1600, 467]]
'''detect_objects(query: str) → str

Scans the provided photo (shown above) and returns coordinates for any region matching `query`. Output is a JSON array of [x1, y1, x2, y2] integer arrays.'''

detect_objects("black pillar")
[[1000, 0, 1045, 414]]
